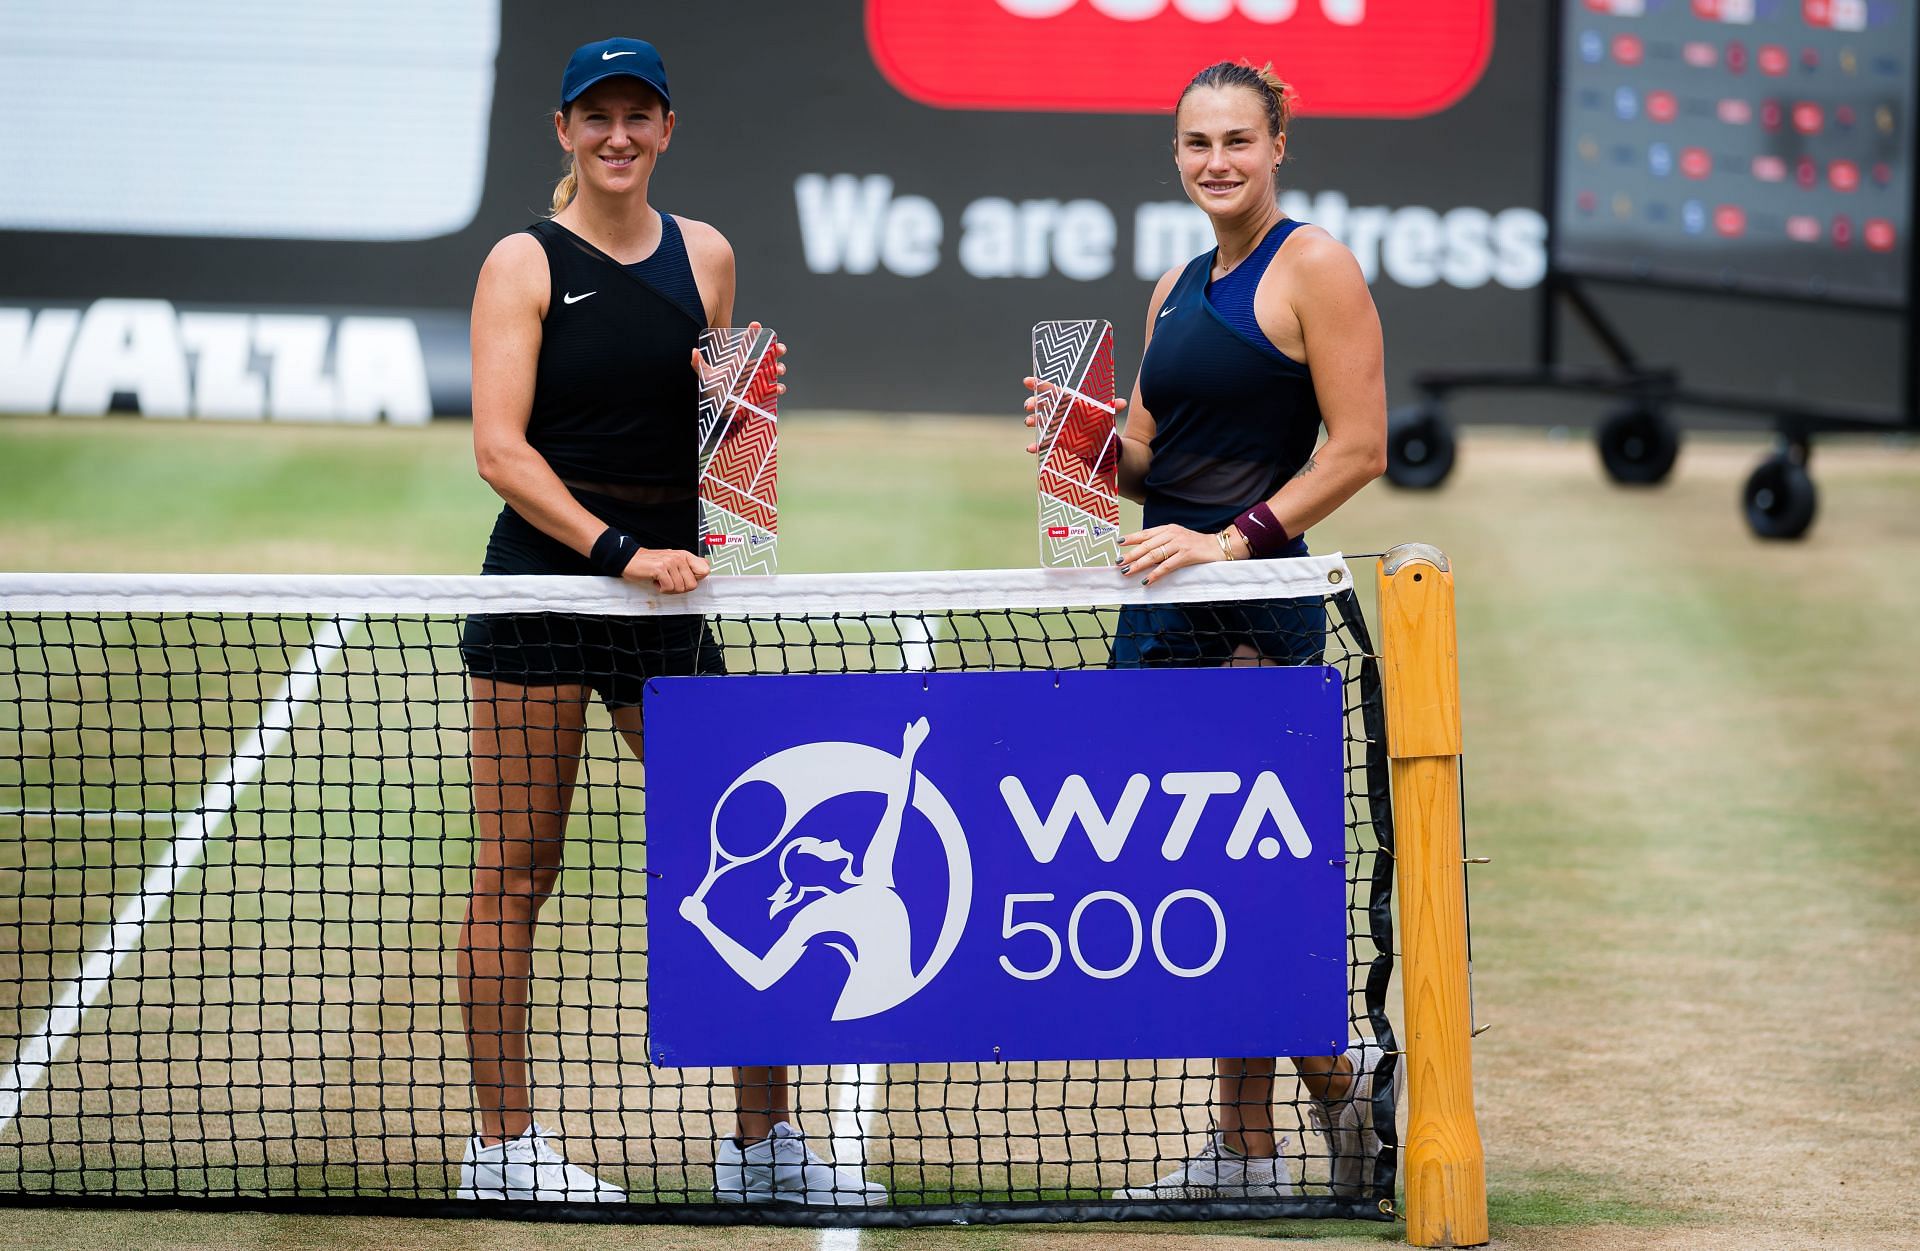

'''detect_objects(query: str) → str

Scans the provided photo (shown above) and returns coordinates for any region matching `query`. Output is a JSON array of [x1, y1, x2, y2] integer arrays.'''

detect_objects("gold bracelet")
[[1216, 529, 1237, 561]]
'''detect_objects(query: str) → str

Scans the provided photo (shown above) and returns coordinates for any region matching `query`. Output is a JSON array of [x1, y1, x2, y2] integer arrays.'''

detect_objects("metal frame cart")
[[1386, 0, 1919, 540]]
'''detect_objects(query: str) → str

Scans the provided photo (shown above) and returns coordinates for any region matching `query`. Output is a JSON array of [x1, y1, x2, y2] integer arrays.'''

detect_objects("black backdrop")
[[0, 0, 1908, 419]]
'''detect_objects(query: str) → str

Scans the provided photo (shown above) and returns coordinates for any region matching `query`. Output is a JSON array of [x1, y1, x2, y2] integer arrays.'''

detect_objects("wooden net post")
[[1377, 543, 1487, 1248]]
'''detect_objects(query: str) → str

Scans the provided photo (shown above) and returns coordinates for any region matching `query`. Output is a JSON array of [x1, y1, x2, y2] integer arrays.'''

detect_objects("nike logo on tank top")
[[523, 216, 705, 489], [1137, 217, 1320, 544]]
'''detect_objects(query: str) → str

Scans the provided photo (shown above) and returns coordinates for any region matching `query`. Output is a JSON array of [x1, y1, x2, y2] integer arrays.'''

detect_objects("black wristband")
[[588, 527, 640, 578]]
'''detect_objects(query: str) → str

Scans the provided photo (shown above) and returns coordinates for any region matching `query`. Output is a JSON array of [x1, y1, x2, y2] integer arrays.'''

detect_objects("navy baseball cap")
[[561, 37, 670, 109]]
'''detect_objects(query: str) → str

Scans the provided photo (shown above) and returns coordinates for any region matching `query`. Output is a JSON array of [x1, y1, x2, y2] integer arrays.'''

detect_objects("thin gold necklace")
[[1216, 215, 1283, 276]]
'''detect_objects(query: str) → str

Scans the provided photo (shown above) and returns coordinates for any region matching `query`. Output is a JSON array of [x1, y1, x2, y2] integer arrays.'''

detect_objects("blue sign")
[[644, 668, 1347, 1066]]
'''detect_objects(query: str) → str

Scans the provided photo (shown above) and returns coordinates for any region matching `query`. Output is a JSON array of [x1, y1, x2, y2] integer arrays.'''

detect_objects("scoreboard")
[[1554, 0, 1917, 306]]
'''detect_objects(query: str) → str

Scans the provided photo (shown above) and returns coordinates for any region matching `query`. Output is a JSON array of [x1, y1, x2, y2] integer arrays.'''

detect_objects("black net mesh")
[[0, 572, 1395, 1225]]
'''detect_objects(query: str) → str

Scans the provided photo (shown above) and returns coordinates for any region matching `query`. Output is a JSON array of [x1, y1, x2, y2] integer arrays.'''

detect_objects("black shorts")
[[459, 494, 725, 709]]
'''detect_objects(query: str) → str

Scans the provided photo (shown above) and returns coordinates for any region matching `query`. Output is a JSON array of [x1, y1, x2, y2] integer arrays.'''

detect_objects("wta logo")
[[676, 718, 973, 1021], [866, 0, 1492, 115]]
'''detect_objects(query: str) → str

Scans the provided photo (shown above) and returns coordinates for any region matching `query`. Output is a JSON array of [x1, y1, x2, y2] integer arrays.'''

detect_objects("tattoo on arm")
[[1291, 454, 1319, 481]]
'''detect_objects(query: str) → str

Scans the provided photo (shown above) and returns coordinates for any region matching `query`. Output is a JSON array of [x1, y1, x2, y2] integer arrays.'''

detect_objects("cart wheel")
[[1596, 406, 1680, 485], [1385, 405, 1456, 490], [1743, 454, 1817, 540]]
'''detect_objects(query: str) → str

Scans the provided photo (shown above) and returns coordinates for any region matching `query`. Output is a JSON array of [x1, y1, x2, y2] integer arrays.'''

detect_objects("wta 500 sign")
[[866, 0, 1494, 116], [646, 669, 1347, 1065]]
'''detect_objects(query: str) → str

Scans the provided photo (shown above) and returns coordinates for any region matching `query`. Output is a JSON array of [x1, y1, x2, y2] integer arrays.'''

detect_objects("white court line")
[[895, 614, 938, 674], [817, 614, 940, 1249], [2, 809, 181, 823], [0, 614, 359, 1134], [827, 1061, 886, 1175]]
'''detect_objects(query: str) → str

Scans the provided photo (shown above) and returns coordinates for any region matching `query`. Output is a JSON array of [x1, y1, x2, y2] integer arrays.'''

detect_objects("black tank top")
[[623, 215, 706, 326], [1137, 218, 1320, 543], [523, 215, 705, 486]]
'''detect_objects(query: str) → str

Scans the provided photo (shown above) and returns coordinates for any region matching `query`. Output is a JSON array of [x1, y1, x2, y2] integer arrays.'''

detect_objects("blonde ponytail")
[[549, 158, 578, 215]]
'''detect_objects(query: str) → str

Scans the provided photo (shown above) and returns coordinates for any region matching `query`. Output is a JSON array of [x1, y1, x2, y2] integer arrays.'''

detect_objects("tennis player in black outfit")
[[1026, 61, 1390, 1201], [455, 38, 882, 1207]]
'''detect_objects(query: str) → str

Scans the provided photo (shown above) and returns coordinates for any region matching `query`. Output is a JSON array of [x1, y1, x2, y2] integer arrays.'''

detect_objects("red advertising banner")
[[865, 0, 1494, 117]]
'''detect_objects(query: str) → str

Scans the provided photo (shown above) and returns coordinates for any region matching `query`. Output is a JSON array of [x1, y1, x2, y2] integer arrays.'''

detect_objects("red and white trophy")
[[1030, 320, 1120, 568], [696, 326, 780, 575]]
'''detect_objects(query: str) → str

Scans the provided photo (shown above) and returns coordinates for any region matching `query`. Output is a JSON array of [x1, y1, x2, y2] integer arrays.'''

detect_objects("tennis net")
[[0, 560, 1395, 1225]]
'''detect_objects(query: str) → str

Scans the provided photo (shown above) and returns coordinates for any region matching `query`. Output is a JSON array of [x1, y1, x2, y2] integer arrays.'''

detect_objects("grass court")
[[1, 413, 1916, 1250]]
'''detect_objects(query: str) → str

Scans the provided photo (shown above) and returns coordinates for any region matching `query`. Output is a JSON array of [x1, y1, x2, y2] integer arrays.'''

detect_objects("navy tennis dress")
[[461, 215, 725, 707], [1113, 217, 1328, 668]]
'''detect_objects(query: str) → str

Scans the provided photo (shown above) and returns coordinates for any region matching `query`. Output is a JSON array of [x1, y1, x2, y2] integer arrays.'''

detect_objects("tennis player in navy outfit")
[[1027, 61, 1390, 1200], [456, 38, 882, 1207]]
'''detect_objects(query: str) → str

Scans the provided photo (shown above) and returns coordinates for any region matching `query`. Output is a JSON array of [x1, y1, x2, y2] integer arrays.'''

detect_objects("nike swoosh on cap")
[[563, 291, 597, 304], [601, 50, 637, 60]]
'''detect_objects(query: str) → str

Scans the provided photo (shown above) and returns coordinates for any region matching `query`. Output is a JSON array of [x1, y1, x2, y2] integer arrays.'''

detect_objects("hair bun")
[[1177, 59, 1295, 142]]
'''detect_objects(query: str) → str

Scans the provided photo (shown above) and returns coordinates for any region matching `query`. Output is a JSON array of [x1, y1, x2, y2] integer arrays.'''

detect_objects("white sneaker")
[[1113, 1132, 1294, 1199], [713, 1122, 888, 1206], [456, 1122, 626, 1202], [1309, 1040, 1401, 1197]]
